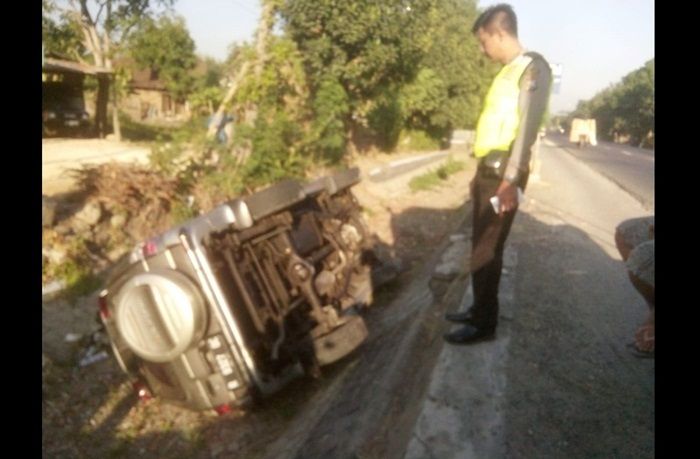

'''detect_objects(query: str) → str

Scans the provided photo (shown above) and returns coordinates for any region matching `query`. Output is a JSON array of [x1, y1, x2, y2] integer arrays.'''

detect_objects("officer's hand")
[[496, 180, 518, 215]]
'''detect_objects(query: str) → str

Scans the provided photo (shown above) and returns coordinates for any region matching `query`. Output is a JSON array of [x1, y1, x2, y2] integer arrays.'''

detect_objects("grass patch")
[[170, 199, 198, 225], [53, 259, 103, 303], [117, 112, 180, 143], [408, 157, 465, 192], [397, 129, 444, 152], [43, 235, 104, 303]]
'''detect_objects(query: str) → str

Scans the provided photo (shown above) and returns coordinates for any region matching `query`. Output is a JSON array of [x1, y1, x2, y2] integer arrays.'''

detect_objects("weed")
[[408, 157, 465, 193]]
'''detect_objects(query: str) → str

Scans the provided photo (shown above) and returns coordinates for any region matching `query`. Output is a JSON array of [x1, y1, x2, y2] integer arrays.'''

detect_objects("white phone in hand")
[[489, 195, 500, 213], [490, 188, 524, 213]]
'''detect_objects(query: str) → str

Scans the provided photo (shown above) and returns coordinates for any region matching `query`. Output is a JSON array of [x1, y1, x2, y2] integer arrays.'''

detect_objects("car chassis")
[[98, 168, 377, 413]]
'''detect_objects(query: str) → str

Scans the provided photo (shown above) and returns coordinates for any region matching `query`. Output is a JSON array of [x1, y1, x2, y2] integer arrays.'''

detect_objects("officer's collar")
[[505, 50, 528, 67]]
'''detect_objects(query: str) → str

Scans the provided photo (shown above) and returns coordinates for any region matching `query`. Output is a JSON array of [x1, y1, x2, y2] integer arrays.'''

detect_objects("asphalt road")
[[545, 132, 654, 211], [406, 137, 654, 458]]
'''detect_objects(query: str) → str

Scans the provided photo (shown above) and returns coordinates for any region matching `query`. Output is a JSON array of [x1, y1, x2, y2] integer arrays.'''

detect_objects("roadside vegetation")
[[408, 157, 466, 192], [42, 0, 495, 293], [554, 59, 654, 148], [42, 0, 653, 295]]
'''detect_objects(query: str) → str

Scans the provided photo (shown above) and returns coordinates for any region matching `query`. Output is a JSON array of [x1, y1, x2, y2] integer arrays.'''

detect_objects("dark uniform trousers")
[[469, 160, 529, 329]]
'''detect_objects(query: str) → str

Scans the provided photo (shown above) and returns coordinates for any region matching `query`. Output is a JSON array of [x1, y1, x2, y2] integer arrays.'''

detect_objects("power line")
[[230, 0, 260, 18]]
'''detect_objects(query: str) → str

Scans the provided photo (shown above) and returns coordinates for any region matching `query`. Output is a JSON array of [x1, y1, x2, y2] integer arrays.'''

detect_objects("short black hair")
[[472, 3, 518, 37]]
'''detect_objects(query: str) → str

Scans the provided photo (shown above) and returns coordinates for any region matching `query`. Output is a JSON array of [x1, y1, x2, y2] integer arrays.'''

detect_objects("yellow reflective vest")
[[473, 54, 534, 158]]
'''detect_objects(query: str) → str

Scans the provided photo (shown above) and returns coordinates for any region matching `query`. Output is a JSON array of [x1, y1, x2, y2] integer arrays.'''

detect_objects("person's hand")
[[495, 180, 518, 215]]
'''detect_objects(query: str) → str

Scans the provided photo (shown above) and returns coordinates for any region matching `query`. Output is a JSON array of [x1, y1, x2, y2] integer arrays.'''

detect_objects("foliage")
[[45, 0, 177, 140], [189, 86, 225, 116], [42, 235, 102, 303], [280, 0, 492, 154], [42, 1, 85, 59], [397, 129, 443, 152], [169, 198, 198, 224], [280, 0, 434, 96], [45, 1, 176, 67], [127, 15, 197, 101], [280, 0, 436, 148], [189, 57, 227, 115], [307, 76, 351, 162], [404, 0, 496, 134], [570, 59, 654, 147], [408, 157, 465, 192], [118, 112, 177, 142], [149, 115, 218, 175], [218, 36, 314, 183], [240, 111, 310, 187], [366, 85, 403, 151]]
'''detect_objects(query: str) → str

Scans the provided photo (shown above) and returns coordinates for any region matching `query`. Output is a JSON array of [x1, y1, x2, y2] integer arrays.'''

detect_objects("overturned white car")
[[98, 168, 379, 413]]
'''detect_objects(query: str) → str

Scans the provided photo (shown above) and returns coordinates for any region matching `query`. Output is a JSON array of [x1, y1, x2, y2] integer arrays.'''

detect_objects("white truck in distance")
[[569, 118, 597, 147]]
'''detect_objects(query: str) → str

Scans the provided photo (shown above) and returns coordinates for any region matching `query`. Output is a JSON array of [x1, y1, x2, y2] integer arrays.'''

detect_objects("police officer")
[[444, 4, 552, 344]]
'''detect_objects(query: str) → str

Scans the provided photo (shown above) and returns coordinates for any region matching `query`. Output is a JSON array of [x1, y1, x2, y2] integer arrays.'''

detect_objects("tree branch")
[[77, 0, 95, 27], [93, 1, 106, 25]]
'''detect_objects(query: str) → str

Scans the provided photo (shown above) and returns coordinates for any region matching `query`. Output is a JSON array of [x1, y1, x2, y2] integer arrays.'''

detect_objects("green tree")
[[186, 57, 225, 116], [128, 15, 197, 101], [280, 0, 437, 150], [230, 35, 312, 173], [570, 59, 654, 147], [307, 75, 350, 162], [42, 1, 85, 59], [615, 60, 654, 145], [47, 0, 176, 139], [280, 0, 494, 153], [400, 0, 496, 138]]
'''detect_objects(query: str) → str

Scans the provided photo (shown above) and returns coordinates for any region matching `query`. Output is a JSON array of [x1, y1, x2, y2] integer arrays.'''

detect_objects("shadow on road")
[[501, 209, 654, 458]]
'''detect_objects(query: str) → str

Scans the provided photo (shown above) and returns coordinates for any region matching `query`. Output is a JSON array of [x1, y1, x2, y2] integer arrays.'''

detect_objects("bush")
[[408, 157, 465, 192], [397, 129, 442, 152], [240, 111, 309, 187], [118, 112, 178, 143], [309, 77, 350, 163]]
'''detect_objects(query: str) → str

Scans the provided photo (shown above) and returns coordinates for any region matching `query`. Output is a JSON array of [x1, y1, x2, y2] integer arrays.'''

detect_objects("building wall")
[[120, 88, 189, 121]]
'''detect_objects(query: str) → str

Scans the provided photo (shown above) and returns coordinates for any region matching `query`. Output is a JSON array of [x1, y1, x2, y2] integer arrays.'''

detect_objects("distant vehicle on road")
[[42, 81, 91, 137], [569, 118, 597, 148]]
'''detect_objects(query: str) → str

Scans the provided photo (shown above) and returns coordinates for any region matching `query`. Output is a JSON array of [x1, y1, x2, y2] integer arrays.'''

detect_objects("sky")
[[174, 0, 654, 114]]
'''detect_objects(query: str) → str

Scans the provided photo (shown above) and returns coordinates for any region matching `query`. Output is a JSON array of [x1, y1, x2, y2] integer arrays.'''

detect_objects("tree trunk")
[[206, 0, 276, 140], [96, 74, 109, 138], [111, 80, 122, 141], [73, 0, 122, 140], [206, 60, 252, 138]]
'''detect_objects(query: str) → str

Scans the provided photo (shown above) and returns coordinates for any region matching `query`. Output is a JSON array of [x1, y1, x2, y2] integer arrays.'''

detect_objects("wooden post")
[[96, 74, 109, 139], [111, 73, 121, 141]]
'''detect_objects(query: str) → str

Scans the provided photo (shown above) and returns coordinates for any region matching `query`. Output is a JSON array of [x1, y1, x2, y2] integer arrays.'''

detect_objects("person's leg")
[[469, 170, 526, 329], [470, 210, 517, 329], [444, 166, 527, 344], [469, 171, 502, 329], [615, 216, 654, 262], [629, 270, 655, 354], [626, 239, 655, 356], [634, 309, 654, 353], [614, 227, 634, 262]]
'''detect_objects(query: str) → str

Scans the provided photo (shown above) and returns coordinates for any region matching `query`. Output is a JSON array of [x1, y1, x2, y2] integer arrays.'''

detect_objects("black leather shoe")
[[443, 324, 496, 345], [444, 310, 474, 323]]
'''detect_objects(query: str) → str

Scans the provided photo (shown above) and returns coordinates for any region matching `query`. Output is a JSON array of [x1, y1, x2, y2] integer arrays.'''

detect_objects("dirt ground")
[[42, 150, 477, 458], [41, 143, 654, 458]]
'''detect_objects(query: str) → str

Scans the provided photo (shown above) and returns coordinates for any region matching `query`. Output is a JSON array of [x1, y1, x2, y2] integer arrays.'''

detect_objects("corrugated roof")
[[43, 57, 113, 76]]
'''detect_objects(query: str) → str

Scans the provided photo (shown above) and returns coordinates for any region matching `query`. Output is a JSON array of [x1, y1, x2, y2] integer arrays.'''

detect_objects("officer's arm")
[[503, 57, 552, 184]]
